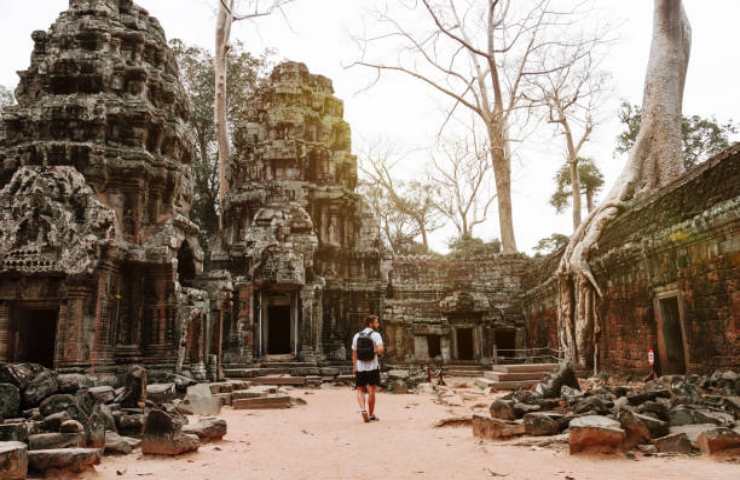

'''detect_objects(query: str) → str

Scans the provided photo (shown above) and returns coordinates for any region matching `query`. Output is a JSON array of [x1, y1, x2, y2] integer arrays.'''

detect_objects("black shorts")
[[355, 369, 381, 388]]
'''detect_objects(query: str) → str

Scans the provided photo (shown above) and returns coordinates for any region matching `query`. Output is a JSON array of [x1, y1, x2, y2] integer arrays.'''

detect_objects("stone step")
[[491, 363, 559, 374], [260, 362, 317, 369], [484, 371, 549, 382], [250, 376, 307, 386], [446, 370, 485, 378], [232, 395, 293, 410], [480, 378, 541, 391]]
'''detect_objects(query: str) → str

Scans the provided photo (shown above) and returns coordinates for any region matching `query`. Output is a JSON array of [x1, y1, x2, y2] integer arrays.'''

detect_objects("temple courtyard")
[[82, 386, 739, 480]]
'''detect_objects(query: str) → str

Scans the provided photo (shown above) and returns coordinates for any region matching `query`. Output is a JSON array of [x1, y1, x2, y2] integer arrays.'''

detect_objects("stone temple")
[[0, 0, 737, 380]]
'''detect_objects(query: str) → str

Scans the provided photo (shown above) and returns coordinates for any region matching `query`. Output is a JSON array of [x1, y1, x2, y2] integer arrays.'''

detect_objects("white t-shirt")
[[352, 328, 383, 372]]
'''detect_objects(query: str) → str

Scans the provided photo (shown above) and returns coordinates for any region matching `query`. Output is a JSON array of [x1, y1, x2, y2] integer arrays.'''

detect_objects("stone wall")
[[523, 145, 740, 374], [384, 254, 531, 364]]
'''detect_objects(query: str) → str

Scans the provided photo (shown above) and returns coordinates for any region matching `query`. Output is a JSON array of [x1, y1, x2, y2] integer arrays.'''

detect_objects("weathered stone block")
[[0, 441, 27, 480], [568, 415, 625, 454], [0, 384, 21, 418], [696, 428, 740, 455], [182, 417, 227, 441], [472, 415, 525, 440], [28, 448, 101, 474], [654, 433, 694, 454]]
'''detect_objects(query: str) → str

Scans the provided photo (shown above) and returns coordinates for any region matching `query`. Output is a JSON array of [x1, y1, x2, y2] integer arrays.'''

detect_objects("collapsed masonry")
[[0, 0, 737, 379]]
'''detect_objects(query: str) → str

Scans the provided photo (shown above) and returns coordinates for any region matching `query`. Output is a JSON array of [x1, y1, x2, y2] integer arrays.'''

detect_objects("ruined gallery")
[[0, 0, 737, 381]]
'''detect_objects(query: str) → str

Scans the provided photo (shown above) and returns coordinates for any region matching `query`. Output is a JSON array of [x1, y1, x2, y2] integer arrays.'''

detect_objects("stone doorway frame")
[[258, 291, 300, 359], [7, 301, 62, 368], [653, 285, 690, 374]]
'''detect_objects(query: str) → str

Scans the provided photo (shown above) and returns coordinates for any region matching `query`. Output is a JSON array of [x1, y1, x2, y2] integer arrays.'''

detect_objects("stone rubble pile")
[[0, 363, 228, 478], [473, 364, 740, 457]]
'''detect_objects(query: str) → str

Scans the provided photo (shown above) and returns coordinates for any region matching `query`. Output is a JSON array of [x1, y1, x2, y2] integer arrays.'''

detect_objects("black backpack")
[[356, 331, 376, 361]]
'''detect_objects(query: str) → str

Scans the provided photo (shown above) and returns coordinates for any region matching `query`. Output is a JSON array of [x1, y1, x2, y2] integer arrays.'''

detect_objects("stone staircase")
[[444, 363, 487, 378], [476, 363, 559, 391]]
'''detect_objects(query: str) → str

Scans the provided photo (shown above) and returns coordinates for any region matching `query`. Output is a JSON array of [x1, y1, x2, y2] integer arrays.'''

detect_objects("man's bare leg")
[[367, 385, 376, 417], [356, 386, 369, 422]]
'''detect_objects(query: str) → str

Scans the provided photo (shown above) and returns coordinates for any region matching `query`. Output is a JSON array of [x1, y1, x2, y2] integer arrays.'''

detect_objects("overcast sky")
[[1, 0, 738, 254]]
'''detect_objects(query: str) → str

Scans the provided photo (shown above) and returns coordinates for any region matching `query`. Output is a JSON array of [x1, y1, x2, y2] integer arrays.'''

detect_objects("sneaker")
[[361, 410, 370, 423], [369, 415, 379, 422]]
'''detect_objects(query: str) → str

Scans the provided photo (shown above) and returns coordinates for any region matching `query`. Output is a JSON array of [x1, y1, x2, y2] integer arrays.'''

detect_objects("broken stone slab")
[[59, 419, 85, 434], [0, 383, 21, 419], [115, 413, 145, 437], [568, 415, 625, 454], [433, 416, 472, 428], [231, 386, 279, 401], [654, 432, 694, 454], [141, 409, 199, 456], [88, 386, 116, 404], [0, 423, 29, 443], [0, 364, 44, 391], [696, 427, 740, 455], [115, 365, 147, 409], [104, 431, 140, 455], [39, 394, 81, 419], [182, 417, 227, 441], [233, 395, 293, 410], [0, 441, 27, 480], [22, 370, 59, 408], [28, 433, 84, 450], [536, 363, 579, 399], [524, 412, 567, 436], [180, 384, 221, 416], [626, 389, 671, 406], [669, 406, 736, 427], [56, 374, 95, 394], [489, 399, 521, 420], [28, 448, 101, 474], [472, 415, 525, 440], [147, 383, 177, 404], [573, 396, 613, 415], [41, 411, 72, 432], [618, 409, 668, 448]]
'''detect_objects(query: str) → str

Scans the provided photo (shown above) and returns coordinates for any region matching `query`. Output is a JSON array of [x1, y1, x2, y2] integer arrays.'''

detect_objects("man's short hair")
[[365, 314, 379, 326]]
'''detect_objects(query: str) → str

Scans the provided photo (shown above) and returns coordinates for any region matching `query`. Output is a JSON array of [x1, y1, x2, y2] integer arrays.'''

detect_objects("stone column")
[[90, 259, 118, 370], [0, 302, 9, 362], [61, 285, 91, 367], [299, 286, 316, 362]]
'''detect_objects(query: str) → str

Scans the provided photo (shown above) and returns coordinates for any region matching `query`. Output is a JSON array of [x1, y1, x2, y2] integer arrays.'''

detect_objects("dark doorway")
[[177, 241, 196, 288], [15, 308, 58, 368], [658, 297, 686, 374], [456, 328, 474, 361], [267, 305, 292, 355], [495, 329, 517, 358], [427, 335, 442, 359]]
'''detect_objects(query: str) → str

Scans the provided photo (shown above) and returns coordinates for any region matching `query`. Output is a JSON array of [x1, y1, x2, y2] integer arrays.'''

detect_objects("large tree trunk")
[[214, 0, 234, 231], [488, 124, 517, 254], [568, 157, 582, 230], [557, 0, 691, 368]]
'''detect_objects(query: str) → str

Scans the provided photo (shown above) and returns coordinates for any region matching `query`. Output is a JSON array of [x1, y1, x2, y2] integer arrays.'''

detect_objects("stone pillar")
[[225, 283, 253, 365], [299, 286, 316, 362], [90, 259, 118, 370], [0, 302, 9, 362], [147, 268, 173, 361], [61, 285, 91, 367]]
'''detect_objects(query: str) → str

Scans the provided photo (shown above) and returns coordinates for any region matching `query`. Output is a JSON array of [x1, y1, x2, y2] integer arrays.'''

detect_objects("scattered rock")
[[42, 411, 72, 431], [147, 383, 177, 404], [181, 384, 221, 416], [0, 423, 29, 442], [654, 433, 694, 454], [489, 399, 521, 420], [568, 415, 625, 454], [28, 448, 101, 474], [0, 383, 21, 418], [524, 412, 566, 436], [88, 386, 115, 404], [182, 417, 227, 441], [0, 363, 44, 390], [696, 428, 740, 455], [22, 370, 59, 408], [472, 415, 525, 440], [59, 419, 85, 434], [28, 433, 84, 450], [0, 441, 27, 480], [433, 416, 472, 428], [141, 409, 199, 456], [104, 431, 140, 455], [115, 365, 147, 408], [56, 374, 94, 394], [536, 363, 579, 399]]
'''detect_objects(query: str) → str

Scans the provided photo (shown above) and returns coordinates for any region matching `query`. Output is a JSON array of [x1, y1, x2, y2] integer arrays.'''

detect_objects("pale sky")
[[1, 1, 738, 254]]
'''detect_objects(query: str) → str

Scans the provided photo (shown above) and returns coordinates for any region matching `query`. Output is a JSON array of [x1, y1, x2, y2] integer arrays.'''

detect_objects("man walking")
[[352, 314, 384, 423]]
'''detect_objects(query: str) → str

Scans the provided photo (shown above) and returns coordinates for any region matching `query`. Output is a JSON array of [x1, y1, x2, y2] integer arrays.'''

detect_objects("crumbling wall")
[[523, 145, 740, 374]]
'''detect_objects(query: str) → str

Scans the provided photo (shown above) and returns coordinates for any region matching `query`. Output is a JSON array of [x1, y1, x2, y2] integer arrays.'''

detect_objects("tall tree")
[[352, 0, 604, 254], [530, 50, 610, 230], [430, 132, 496, 240], [171, 39, 268, 241], [533, 233, 569, 256], [558, 0, 692, 369], [550, 158, 605, 218], [615, 101, 737, 169], [215, 0, 295, 228], [358, 182, 426, 254], [360, 142, 443, 252]]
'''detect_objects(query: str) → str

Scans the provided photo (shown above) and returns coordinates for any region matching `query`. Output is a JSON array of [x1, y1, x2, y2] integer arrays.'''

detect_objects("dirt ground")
[[78, 385, 739, 480]]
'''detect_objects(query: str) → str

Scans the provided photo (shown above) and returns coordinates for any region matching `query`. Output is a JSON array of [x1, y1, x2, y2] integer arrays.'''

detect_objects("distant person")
[[352, 314, 384, 423]]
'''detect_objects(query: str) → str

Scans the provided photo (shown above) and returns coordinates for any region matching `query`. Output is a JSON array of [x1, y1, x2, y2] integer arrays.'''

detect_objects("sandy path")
[[79, 387, 739, 480]]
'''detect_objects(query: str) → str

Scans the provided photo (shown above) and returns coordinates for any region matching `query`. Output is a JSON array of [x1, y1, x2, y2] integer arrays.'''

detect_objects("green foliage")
[[447, 235, 501, 258], [533, 233, 569, 256], [550, 157, 604, 213], [0, 85, 14, 109], [170, 39, 271, 245], [615, 101, 738, 169]]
